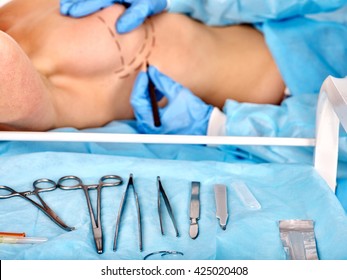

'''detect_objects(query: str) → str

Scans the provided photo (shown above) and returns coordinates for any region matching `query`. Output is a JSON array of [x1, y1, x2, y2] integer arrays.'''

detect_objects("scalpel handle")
[[189, 181, 200, 239]]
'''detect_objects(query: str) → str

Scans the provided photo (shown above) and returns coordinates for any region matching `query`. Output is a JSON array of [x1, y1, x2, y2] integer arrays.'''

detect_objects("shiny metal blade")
[[214, 184, 228, 230], [189, 221, 199, 239]]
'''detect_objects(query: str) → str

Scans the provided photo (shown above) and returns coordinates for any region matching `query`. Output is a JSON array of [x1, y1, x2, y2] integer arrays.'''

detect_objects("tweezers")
[[157, 176, 179, 237], [113, 173, 142, 251]]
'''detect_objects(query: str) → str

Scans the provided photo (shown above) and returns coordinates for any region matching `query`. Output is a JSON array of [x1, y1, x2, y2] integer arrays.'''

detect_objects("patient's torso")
[[0, 0, 285, 129]]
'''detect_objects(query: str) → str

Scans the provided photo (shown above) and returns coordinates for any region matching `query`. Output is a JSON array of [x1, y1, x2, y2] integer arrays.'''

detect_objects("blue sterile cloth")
[[258, 17, 347, 95], [1, 0, 346, 260], [223, 94, 347, 174], [168, 0, 347, 25], [1, 95, 347, 259], [0, 152, 347, 260], [222, 94, 347, 209]]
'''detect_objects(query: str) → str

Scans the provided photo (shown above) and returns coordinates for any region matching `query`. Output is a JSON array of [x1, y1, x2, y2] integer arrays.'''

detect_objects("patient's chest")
[[6, 4, 153, 79], [2, 1, 158, 125]]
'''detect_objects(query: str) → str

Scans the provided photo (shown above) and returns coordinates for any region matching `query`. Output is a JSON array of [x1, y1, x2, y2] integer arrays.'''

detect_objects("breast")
[[6, 3, 153, 79]]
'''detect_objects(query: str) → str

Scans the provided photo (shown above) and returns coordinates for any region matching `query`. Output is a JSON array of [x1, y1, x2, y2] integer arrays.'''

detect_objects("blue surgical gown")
[[169, 0, 347, 95]]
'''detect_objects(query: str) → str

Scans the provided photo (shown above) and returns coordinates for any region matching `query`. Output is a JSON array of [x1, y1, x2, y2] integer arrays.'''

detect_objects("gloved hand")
[[60, 0, 168, 33], [131, 66, 213, 135]]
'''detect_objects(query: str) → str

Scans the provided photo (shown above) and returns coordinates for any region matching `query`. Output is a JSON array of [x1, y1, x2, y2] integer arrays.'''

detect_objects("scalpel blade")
[[214, 184, 228, 230]]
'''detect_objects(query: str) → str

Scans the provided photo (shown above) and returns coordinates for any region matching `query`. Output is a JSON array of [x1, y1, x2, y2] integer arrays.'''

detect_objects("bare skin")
[[0, 0, 285, 131]]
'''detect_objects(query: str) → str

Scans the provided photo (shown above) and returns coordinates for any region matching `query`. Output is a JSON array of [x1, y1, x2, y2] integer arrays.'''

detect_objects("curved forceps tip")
[[0, 180, 74, 231]]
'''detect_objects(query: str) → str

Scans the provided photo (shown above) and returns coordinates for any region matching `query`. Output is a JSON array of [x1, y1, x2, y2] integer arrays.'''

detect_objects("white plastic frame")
[[0, 76, 346, 192]]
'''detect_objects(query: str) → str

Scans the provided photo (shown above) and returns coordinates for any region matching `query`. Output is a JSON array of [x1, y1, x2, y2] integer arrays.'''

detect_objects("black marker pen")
[[147, 63, 161, 127]]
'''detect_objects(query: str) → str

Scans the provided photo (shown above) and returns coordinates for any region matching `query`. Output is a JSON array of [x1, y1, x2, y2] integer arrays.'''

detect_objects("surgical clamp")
[[57, 175, 123, 254], [157, 176, 179, 237], [113, 173, 142, 251], [0, 178, 74, 231]]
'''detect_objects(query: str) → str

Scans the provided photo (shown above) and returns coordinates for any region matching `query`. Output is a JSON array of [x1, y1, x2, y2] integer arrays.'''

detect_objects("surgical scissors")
[[57, 175, 123, 254], [113, 173, 142, 252], [0, 178, 75, 231]]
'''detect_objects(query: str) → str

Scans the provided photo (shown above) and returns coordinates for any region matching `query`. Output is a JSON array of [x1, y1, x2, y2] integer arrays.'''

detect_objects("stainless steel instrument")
[[189, 181, 200, 239], [214, 184, 228, 230]]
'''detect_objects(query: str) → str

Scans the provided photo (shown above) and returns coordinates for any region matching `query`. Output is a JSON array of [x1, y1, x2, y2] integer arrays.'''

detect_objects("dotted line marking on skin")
[[144, 19, 156, 62], [97, 15, 106, 24], [119, 73, 130, 79], [97, 15, 125, 69], [134, 63, 143, 72], [138, 43, 146, 55], [120, 56, 125, 66], [97, 16, 116, 39], [149, 19, 156, 49], [149, 19, 155, 33], [144, 26, 149, 40], [115, 40, 122, 52], [107, 26, 115, 38], [145, 50, 152, 60], [96, 15, 156, 79], [114, 68, 125, 74], [128, 56, 137, 66]]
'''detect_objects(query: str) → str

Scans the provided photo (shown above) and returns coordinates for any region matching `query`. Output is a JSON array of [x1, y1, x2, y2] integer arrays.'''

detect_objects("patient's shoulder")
[[0, 30, 56, 131]]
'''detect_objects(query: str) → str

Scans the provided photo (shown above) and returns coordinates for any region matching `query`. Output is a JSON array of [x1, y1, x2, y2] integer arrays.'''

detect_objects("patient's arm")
[[0, 31, 56, 130]]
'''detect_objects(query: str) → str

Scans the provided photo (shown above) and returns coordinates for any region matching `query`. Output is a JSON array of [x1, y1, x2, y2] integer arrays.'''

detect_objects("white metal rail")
[[0, 76, 346, 192]]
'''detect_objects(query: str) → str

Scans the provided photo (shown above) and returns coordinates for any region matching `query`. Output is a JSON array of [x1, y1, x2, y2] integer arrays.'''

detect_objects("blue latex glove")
[[131, 66, 213, 135], [60, 0, 168, 33]]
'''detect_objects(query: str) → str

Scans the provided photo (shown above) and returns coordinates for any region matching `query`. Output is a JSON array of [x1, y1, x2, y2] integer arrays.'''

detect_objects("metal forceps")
[[157, 176, 179, 237], [0, 179, 74, 231], [57, 175, 123, 254], [113, 173, 142, 252]]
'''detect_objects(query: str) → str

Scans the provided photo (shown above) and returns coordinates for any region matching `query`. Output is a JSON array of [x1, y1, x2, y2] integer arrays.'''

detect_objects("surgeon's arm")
[[0, 31, 56, 131]]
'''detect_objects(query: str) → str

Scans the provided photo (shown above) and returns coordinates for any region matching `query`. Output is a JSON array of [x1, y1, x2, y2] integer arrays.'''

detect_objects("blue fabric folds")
[[0, 152, 346, 260], [1, 93, 347, 259], [260, 17, 347, 95], [168, 0, 347, 25]]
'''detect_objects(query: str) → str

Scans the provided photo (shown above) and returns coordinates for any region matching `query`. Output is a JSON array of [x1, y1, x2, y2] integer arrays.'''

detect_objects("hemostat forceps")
[[113, 173, 142, 252], [157, 176, 179, 237], [57, 175, 123, 254], [0, 179, 74, 231]]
